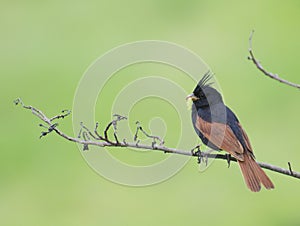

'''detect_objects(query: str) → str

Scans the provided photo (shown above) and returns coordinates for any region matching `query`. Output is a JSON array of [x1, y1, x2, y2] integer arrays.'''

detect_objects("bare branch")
[[14, 98, 300, 180], [50, 110, 71, 122], [134, 121, 165, 148], [248, 30, 300, 90]]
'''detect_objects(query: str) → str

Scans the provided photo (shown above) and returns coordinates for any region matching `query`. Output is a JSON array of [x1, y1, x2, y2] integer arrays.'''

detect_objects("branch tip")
[[248, 29, 255, 47], [247, 30, 300, 89]]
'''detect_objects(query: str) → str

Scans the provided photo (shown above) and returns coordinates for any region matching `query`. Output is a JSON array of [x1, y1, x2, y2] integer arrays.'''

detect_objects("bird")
[[186, 72, 274, 192]]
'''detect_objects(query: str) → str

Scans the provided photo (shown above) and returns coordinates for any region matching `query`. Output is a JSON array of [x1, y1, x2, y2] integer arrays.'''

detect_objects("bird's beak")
[[186, 93, 199, 101]]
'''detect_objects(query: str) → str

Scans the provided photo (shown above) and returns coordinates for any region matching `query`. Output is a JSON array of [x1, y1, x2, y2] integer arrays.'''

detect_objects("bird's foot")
[[191, 144, 201, 155], [226, 154, 231, 168], [191, 145, 203, 164]]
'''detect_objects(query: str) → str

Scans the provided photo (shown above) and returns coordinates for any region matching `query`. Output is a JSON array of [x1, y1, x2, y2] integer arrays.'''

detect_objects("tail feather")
[[238, 153, 274, 192]]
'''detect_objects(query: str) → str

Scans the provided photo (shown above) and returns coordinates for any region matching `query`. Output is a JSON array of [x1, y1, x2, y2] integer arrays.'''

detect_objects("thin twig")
[[103, 114, 127, 144], [14, 98, 300, 180], [134, 121, 165, 147], [80, 122, 99, 140], [50, 110, 71, 121], [104, 122, 113, 141], [94, 122, 104, 140], [248, 30, 300, 90], [288, 162, 294, 176]]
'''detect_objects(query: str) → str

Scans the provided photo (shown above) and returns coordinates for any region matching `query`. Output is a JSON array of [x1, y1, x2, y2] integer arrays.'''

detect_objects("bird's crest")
[[197, 71, 214, 89], [193, 71, 214, 97]]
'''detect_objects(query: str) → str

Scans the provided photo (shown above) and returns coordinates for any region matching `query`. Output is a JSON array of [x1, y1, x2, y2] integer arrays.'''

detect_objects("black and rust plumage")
[[187, 72, 274, 192]]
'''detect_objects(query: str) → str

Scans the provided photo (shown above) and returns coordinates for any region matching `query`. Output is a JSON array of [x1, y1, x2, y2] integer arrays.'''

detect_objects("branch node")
[[77, 127, 83, 138], [83, 144, 89, 151], [104, 114, 127, 144], [136, 140, 140, 147], [164, 149, 171, 153], [82, 131, 90, 141], [39, 123, 58, 138], [80, 122, 98, 140], [133, 121, 140, 142], [134, 121, 165, 147], [288, 162, 294, 176]]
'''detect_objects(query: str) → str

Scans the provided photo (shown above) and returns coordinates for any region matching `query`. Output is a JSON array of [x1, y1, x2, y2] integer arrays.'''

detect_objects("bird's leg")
[[190, 144, 200, 155], [226, 154, 231, 168], [191, 145, 202, 164]]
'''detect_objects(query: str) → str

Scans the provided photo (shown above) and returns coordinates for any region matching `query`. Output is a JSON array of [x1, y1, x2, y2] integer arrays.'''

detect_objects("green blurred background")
[[1, 0, 300, 225]]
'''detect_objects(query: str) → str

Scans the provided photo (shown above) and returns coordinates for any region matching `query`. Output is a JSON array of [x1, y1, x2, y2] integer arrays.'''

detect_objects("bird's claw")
[[191, 145, 201, 155], [191, 145, 203, 164], [226, 154, 231, 168]]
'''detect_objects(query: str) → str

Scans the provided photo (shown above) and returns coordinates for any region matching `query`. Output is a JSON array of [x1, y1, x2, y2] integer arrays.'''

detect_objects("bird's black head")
[[187, 72, 223, 108]]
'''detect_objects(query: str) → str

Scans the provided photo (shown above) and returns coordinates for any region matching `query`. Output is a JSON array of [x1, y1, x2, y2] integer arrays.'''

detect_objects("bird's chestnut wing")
[[195, 115, 244, 161]]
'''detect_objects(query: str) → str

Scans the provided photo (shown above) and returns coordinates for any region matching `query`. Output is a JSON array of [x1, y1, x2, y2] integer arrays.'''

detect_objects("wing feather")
[[196, 115, 244, 161]]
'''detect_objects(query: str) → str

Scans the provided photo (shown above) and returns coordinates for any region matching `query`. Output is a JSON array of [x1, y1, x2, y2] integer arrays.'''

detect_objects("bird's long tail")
[[238, 153, 274, 192]]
